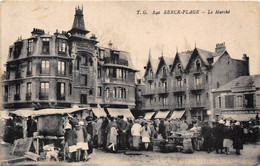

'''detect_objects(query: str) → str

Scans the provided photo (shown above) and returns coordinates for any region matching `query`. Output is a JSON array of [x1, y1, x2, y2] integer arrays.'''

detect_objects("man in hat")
[[232, 122, 244, 155], [214, 120, 225, 154], [64, 123, 77, 162], [85, 116, 94, 158], [117, 115, 128, 150], [131, 119, 142, 150]]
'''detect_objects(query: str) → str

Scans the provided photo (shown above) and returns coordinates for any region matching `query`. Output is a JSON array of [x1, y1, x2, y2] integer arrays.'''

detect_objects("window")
[[163, 97, 167, 106], [69, 62, 73, 74], [106, 68, 110, 77], [69, 83, 72, 95], [27, 82, 32, 94], [121, 88, 124, 98], [162, 66, 167, 74], [149, 82, 154, 91], [58, 39, 66, 53], [154, 97, 156, 102], [117, 69, 122, 79], [196, 60, 201, 70], [57, 82, 65, 100], [177, 78, 182, 87], [225, 95, 234, 108], [149, 69, 153, 77], [100, 50, 104, 59], [98, 68, 101, 78], [58, 61, 66, 75], [124, 88, 126, 98], [194, 75, 202, 86], [177, 63, 182, 70], [162, 81, 167, 91], [89, 90, 93, 96], [114, 87, 117, 98], [236, 95, 243, 107], [256, 94, 260, 106], [27, 61, 32, 75], [84, 75, 88, 85], [41, 60, 50, 74], [98, 87, 102, 97], [42, 38, 50, 54], [218, 96, 221, 108], [28, 39, 34, 54], [244, 94, 254, 108], [106, 88, 110, 98], [40, 82, 49, 100], [177, 96, 183, 107], [76, 57, 80, 70], [14, 84, 20, 100], [196, 94, 201, 105], [80, 94, 87, 104], [149, 98, 153, 104]]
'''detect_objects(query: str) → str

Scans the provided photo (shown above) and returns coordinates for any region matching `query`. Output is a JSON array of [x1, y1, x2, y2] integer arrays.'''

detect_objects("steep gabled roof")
[[156, 56, 174, 74], [196, 48, 214, 65], [178, 51, 193, 69], [212, 51, 229, 65], [144, 58, 159, 76], [213, 75, 260, 92]]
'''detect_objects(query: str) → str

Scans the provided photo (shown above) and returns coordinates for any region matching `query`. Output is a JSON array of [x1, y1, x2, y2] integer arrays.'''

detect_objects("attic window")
[[196, 60, 201, 70], [162, 66, 167, 74], [149, 69, 153, 77]]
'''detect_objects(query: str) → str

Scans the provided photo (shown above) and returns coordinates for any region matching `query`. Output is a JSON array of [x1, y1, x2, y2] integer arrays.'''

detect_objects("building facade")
[[1, 7, 137, 113], [212, 75, 260, 121], [142, 43, 250, 122]]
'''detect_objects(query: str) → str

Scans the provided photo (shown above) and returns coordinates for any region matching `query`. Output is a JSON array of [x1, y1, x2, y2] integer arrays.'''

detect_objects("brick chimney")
[[215, 42, 226, 53], [242, 54, 250, 75]]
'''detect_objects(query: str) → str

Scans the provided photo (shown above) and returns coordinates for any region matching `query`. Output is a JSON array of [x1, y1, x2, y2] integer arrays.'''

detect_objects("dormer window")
[[177, 63, 182, 71], [162, 66, 167, 74], [149, 69, 153, 77], [42, 38, 50, 54], [28, 39, 34, 54], [196, 60, 201, 70]]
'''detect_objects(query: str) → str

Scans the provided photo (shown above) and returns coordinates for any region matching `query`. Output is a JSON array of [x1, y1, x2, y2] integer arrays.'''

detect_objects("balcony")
[[57, 94, 66, 101], [173, 85, 186, 93], [39, 93, 49, 100], [26, 93, 32, 101], [14, 94, 21, 101], [142, 90, 155, 97], [104, 57, 128, 66], [160, 73, 167, 80], [158, 88, 169, 95], [15, 72, 22, 79], [174, 69, 183, 77], [192, 101, 207, 108], [146, 76, 154, 82], [190, 84, 206, 92], [175, 103, 185, 109]]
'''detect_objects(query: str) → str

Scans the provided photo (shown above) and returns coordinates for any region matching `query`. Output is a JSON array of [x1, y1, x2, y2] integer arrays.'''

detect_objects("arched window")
[[106, 88, 110, 98], [196, 60, 201, 70], [162, 66, 167, 74], [177, 63, 182, 71]]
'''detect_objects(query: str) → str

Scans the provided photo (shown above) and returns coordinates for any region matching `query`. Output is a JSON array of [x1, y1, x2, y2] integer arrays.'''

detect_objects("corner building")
[[2, 7, 137, 113], [142, 43, 250, 122]]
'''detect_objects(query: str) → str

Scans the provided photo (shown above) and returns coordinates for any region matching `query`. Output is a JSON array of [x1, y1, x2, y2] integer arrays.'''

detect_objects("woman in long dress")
[[75, 121, 88, 161]]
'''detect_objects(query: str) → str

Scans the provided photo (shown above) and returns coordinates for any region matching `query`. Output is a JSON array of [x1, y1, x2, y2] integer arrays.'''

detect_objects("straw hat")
[[65, 123, 72, 129], [225, 121, 231, 126], [235, 122, 240, 126], [79, 121, 84, 126]]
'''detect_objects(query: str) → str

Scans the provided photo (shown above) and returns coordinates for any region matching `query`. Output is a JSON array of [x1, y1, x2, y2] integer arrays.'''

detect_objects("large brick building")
[[1, 7, 137, 117], [142, 43, 250, 122]]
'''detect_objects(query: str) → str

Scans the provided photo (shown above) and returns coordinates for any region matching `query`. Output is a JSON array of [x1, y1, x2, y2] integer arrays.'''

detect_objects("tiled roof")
[[213, 75, 260, 92], [196, 48, 214, 65], [163, 56, 174, 69], [178, 51, 192, 69], [150, 58, 159, 73]]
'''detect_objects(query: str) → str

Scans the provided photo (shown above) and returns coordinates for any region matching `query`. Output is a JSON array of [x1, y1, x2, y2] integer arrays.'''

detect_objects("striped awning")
[[107, 108, 134, 119], [154, 111, 170, 119], [170, 110, 186, 119], [92, 108, 107, 118], [144, 112, 156, 120]]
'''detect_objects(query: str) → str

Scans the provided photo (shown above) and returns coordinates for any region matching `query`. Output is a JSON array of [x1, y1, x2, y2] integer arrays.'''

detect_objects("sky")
[[0, 1, 259, 76]]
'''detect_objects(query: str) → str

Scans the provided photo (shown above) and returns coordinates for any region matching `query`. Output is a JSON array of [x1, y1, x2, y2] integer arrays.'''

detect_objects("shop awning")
[[92, 108, 107, 118], [33, 107, 89, 117], [221, 114, 257, 121], [170, 110, 186, 119], [107, 108, 134, 119], [10, 108, 35, 118], [144, 112, 155, 120], [154, 111, 170, 119]]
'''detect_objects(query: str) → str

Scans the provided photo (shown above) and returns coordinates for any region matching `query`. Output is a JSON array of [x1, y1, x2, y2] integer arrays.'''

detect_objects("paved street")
[[3, 143, 259, 166]]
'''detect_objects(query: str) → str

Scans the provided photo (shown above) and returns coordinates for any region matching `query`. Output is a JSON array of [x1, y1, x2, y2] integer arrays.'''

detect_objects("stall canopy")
[[92, 108, 107, 118], [107, 108, 134, 119], [154, 111, 170, 119], [10, 108, 35, 118], [144, 112, 156, 120], [222, 114, 257, 121], [33, 107, 89, 117], [170, 110, 186, 119]]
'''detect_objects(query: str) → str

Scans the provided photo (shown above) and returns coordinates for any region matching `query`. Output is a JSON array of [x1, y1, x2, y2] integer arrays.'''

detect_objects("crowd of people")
[[2, 113, 260, 162]]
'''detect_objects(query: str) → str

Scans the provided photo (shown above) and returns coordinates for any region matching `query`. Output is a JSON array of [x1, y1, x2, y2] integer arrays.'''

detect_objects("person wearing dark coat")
[[201, 122, 212, 153], [27, 116, 37, 137], [3, 117, 15, 144], [214, 120, 225, 154], [64, 124, 77, 162], [117, 115, 128, 150], [158, 120, 167, 139], [232, 122, 244, 155], [101, 118, 109, 149], [85, 116, 94, 156], [14, 118, 23, 140]]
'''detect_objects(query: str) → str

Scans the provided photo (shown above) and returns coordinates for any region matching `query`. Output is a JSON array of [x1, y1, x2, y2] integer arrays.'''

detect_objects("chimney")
[[215, 42, 226, 53], [242, 54, 250, 75], [31, 28, 45, 36], [108, 41, 113, 49]]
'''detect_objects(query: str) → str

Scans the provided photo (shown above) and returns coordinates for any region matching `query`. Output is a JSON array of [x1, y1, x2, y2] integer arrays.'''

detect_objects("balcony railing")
[[26, 93, 32, 101], [146, 76, 154, 81], [39, 93, 49, 100], [143, 90, 155, 96], [190, 84, 205, 91], [158, 88, 168, 95], [176, 103, 185, 109], [173, 85, 186, 93], [14, 94, 21, 101], [104, 57, 128, 66], [193, 101, 207, 108], [57, 94, 66, 101], [160, 73, 167, 80]]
